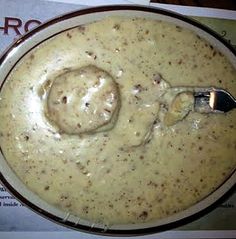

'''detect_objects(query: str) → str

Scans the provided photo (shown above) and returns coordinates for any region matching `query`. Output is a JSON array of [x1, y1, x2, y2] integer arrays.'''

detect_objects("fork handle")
[[214, 90, 236, 112]]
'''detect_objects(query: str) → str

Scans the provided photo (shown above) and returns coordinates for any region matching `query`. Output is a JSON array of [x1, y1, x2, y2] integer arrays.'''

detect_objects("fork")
[[194, 88, 236, 113]]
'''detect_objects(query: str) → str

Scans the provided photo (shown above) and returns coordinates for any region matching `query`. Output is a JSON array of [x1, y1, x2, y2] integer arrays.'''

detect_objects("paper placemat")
[[0, 0, 235, 238]]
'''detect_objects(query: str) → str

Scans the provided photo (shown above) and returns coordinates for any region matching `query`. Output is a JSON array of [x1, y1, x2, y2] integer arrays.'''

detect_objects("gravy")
[[0, 17, 235, 225]]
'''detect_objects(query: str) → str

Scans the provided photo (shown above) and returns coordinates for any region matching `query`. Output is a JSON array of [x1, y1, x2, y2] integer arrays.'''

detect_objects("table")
[[151, 0, 236, 10]]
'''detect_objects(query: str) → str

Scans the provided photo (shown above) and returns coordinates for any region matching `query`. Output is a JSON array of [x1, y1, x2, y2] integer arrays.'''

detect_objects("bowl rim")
[[0, 4, 235, 236]]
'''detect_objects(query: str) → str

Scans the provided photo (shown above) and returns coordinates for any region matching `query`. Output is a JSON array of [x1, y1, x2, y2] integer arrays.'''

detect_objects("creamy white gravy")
[[0, 17, 235, 225]]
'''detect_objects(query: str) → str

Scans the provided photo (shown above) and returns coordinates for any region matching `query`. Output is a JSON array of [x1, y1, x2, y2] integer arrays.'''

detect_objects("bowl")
[[0, 5, 235, 236]]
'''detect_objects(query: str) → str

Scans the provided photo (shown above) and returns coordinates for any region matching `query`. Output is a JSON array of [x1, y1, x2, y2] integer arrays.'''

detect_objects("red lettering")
[[24, 19, 41, 32], [4, 17, 22, 35]]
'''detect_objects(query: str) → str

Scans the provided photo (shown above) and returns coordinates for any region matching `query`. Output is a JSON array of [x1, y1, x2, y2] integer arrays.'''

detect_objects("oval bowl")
[[0, 5, 235, 236]]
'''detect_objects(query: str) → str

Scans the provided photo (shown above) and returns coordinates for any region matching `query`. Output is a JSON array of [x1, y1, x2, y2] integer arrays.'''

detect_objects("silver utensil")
[[194, 88, 236, 113]]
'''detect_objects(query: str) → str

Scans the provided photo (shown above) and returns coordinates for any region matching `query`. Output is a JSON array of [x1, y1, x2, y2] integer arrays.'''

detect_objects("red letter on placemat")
[[3, 17, 22, 35]]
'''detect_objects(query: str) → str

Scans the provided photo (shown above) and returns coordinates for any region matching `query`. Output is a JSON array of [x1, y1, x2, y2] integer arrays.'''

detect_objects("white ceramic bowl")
[[0, 5, 235, 236]]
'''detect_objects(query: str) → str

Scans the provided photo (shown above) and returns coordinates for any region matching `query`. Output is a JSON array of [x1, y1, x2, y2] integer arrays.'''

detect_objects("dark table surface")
[[151, 0, 236, 10]]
